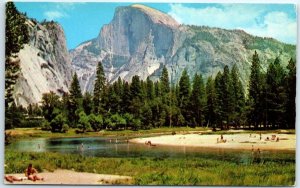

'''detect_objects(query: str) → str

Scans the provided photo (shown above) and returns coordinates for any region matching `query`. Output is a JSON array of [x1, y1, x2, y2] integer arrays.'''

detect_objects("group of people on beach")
[[5, 163, 44, 183]]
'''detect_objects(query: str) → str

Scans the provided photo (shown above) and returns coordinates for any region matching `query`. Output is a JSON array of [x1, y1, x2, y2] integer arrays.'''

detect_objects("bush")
[[41, 121, 51, 131], [62, 124, 69, 133]]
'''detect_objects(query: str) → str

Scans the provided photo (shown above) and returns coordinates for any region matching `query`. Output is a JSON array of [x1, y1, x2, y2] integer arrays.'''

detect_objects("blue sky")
[[15, 2, 297, 50]]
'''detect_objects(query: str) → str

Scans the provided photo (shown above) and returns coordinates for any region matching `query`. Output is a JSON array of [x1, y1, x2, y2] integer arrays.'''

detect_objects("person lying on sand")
[[145, 141, 156, 146], [4, 175, 24, 183], [25, 163, 44, 181]]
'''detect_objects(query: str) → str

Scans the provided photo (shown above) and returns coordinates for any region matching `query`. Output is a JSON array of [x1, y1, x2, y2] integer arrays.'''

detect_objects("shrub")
[[62, 124, 69, 133], [41, 120, 51, 131]]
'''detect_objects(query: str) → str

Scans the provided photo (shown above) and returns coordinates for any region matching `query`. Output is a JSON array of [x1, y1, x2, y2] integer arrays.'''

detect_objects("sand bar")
[[4, 169, 132, 185], [130, 133, 296, 151]]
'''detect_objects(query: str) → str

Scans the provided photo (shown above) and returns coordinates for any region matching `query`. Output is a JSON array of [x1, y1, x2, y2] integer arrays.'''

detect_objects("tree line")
[[5, 3, 295, 132], [9, 51, 294, 132]]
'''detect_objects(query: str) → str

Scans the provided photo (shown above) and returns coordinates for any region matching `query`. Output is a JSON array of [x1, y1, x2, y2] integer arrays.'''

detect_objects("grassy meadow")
[[5, 149, 295, 186]]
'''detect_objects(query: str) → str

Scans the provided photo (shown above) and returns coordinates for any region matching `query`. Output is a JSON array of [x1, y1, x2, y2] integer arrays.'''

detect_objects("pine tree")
[[82, 92, 93, 115], [190, 73, 206, 127], [214, 71, 223, 128], [178, 69, 190, 125], [221, 65, 234, 128], [205, 76, 216, 127], [248, 51, 263, 128], [285, 58, 296, 128], [121, 81, 131, 113], [68, 73, 82, 125], [5, 2, 29, 129], [160, 66, 170, 94], [93, 61, 106, 114], [265, 57, 286, 128], [146, 77, 155, 100], [130, 75, 142, 100], [230, 64, 245, 127]]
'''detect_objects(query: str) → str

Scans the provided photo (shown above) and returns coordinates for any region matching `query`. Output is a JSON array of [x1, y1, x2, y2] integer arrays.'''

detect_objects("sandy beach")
[[4, 169, 132, 185], [130, 133, 296, 151]]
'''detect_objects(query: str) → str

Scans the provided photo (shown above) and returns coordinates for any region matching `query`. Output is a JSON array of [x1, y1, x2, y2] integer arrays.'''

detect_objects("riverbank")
[[5, 169, 132, 185], [5, 127, 209, 143], [130, 133, 296, 151], [4, 150, 295, 186]]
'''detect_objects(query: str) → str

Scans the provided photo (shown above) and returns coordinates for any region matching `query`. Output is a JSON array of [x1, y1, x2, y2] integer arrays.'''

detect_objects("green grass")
[[5, 150, 295, 186]]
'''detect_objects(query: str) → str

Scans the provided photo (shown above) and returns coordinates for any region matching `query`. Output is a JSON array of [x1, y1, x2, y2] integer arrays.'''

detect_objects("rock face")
[[14, 19, 73, 107], [71, 4, 296, 93]]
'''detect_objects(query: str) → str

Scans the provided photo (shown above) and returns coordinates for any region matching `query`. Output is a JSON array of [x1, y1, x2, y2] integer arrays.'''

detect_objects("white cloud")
[[243, 11, 296, 44], [43, 3, 85, 21], [168, 4, 296, 44], [44, 11, 66, 20]]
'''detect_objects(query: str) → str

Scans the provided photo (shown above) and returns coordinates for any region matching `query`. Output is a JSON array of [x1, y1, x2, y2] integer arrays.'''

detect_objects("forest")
[[5, 2, 296, 132]]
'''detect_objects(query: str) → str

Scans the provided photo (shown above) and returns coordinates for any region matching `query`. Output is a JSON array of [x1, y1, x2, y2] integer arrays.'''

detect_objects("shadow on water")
[[7, 137, 295, 165]]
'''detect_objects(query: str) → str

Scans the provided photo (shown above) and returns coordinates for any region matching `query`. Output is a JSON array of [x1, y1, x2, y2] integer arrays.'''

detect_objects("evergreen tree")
[[93, 61, 106, 114], [230, 64, 245, 127], [178, 69, 191, 125], [160, 66, 170, 94], [190, 73, 206, 127], [205, 76, 216, 127], [154, 81, 161, 98], [130, 76, 141, 99], [285, 58, 296, 128], [221, 65, 234, 127], [68, 73, 82, 125], [121, 81, 131, 113], [265, 57, 286, 128], [248, 51, 263, 128], [146, 77, 155, 100], [82, 92, 93, 115], [5, 2, 29, 108], [5, 2, 29, 129], [129, 76, 143, 118], [214, 71, 224, 128]]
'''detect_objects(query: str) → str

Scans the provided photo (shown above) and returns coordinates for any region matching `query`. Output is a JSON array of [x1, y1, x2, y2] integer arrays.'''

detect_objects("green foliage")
[[285, 58, 296, 128], [247, 51, 264, 127], [41, 120, 51, 131], [88, 114, 103, 131], [78, 111, 91, 132], [190, 73, 206, 126], [265, 58, 287, 127], [82, 92, 93, 115], [68, 73, 83, 124], [41, 91, 60, 122], [5, 2, 29, 128], [205, 76, 216, 126], [178, 69, 191, 125], [50, 111, 67, 133], [160, 66, 170, 94], [93, 61, 106, 114]]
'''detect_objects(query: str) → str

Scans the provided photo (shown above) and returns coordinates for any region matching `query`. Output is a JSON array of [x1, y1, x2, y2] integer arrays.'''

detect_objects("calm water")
[[7, 137, 295, 164]]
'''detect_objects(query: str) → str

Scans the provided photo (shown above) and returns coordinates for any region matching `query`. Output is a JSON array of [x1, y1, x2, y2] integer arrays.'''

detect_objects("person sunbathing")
[[4, 175, 23, 183], [25, 164, 44, 181]]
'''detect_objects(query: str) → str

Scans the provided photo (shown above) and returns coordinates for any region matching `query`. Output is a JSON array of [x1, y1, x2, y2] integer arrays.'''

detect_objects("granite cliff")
[[71, 4, 296, 93], [14, 19, 73, 107]]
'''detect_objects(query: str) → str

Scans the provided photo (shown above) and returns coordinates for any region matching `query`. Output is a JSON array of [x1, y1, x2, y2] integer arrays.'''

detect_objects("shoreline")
[[129, 133, 296, 151], [4, 169, 133, 185]]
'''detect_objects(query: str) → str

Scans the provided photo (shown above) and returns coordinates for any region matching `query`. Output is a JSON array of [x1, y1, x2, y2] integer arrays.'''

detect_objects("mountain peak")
[[130, 4, 179, 28]]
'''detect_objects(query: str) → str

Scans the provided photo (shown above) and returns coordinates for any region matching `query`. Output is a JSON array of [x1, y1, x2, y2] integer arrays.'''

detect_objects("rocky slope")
[[71, 4, 296, 93], [14, 19, 73, 107]]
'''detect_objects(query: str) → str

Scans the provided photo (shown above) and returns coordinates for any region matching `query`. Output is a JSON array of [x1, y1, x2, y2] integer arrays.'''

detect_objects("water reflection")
[[7, 137, 295, 165]]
